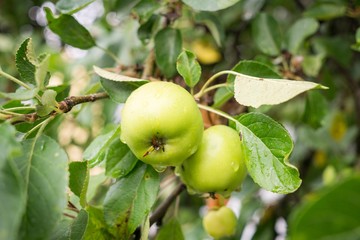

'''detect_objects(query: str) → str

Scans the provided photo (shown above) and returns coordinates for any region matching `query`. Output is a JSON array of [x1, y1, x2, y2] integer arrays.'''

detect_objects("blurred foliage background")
[[1, 0, 360, 239]]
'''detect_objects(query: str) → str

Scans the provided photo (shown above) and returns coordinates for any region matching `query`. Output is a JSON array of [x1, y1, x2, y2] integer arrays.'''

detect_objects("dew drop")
[[186, 186, 197, 195], [230, 161, 239, 171], [54, 152, 59, 157], [174, 166, 181, 176], [153, 165, 167, 173], [120, 135, 126, 144]]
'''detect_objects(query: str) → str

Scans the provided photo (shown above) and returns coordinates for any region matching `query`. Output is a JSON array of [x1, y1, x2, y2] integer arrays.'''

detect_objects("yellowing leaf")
[[234, 73, 327, 108]]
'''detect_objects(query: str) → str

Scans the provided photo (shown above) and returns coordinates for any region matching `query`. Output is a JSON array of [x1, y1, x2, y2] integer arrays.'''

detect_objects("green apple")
[[120, 81, 204, 169], [203, 206, 237, 239], [177, 125, 246, 197]]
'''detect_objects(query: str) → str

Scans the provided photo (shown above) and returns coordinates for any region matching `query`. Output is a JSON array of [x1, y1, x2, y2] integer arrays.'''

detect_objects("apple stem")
[[143, 145, 155, 157]]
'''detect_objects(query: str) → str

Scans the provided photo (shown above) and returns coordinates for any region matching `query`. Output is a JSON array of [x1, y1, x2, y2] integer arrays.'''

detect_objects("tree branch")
[[10, 92, 109, 125], [150, 183, 186, 226], [133, 183, 186, 239]]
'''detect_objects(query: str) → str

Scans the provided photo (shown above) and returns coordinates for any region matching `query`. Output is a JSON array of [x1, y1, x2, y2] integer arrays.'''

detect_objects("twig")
[[10, 92, 109, 125], [63, 213, 76, 219], [133, 183, 186, 239], [150, 183, 186, 226], [141, 50, 155, 79], [68, 201, 80, 213]]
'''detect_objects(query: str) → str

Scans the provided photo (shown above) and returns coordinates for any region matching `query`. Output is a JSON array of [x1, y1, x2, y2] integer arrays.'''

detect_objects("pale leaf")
[[234, 73, 327, 108], [93, 66, 148, 82]]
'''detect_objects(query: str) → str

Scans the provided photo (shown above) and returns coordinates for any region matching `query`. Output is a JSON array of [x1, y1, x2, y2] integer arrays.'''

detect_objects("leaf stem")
[[22, 116, 53, 140], [2, 106, 36, 112], [202, 83, 230, 94], [197, 103, 239, 124], [0, 68, 33, 90], [194, 70, 240, 99], [0, 109, 23, 116], [96, 45, 122, 65]]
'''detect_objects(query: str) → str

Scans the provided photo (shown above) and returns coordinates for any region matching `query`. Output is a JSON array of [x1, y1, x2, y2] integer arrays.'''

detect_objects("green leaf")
[[133, 0, 161, 23], [49, 218, 72, 240], [252, 13, 282, 56], [176, 50, 201, 88], [0, 122, 22, 168], [103, 163, 160, 239], [233, 73, 327, 108], [156, 218, 185, 240], [285, 18, 319, 54], [313, 37, 352, 68], [234, 113, 301, 193], [35, 53, 50, 90], [15, 38, 36, 85], [114, 0, 141, 15], [155, 28, 182, 78], [195, 12, 225, 47], [35, 89, 58, 117], [15, 38, 50, 89], [15, 135, 68, 239], [83, 125, 120, 167], [0, 123, 24, 240], [303, 91, 328, 129], [69, 161, 89, 207], [56, 0, 95, 14], [83, 125, 121, 166], [100, 80, 146, 104], [213, 86, 233, 109], [70, 209, 89, 240], [93, 66, 148, 103], [228, 60, 281, 83], [137, 14, 161, 44], [241, 0, 266, 20], [302, 54, 325, 77], [105, 138, 138, 179], [44, 7, 96, 49], [1, 87, 39, 101], [351, 28, 360, 51], [182, 0, 241, 11], [41, 89, 57, 106], [288, 175, 360, 239], [84, 206, 114, 239], [304, 2, 347, 20]]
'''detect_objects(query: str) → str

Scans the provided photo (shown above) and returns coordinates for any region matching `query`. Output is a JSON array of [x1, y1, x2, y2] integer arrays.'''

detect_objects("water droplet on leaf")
[[153, 165, 167, 173]]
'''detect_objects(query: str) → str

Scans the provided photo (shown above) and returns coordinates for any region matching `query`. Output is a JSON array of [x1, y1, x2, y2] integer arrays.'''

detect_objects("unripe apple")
[[203, 206, 237, 239], [120, 81, 204, 170], [177, 125, 246, 197]]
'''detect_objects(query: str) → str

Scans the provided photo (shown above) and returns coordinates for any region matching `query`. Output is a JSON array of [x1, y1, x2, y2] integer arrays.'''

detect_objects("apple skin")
[[203, 206, 237, 239], [177, 125, 246, 197], [120, 81, 203, 168]]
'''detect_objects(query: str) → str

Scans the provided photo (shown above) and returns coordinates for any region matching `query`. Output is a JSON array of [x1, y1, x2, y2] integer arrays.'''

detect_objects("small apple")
[[120, 81, 203, 169], [177, 125, 246, 197], [203, 206, 237, 239]]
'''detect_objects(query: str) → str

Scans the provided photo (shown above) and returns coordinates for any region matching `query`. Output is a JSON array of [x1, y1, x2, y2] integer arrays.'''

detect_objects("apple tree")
[[1, 0, 360, 239]]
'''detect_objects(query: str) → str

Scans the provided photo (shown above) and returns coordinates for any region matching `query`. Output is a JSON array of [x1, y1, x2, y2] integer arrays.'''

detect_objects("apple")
[[203, 206, 237, 239], [177, 125, 246, 197], [120, 81, 203, 169]]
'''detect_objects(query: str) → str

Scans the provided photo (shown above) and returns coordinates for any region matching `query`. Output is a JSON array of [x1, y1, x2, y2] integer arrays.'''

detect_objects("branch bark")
[[10, 92, 109, 124], [133, 183, 186, 239]]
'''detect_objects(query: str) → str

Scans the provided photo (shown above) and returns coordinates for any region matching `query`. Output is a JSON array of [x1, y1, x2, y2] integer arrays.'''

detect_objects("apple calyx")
[[143, 134, 165, 157]]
